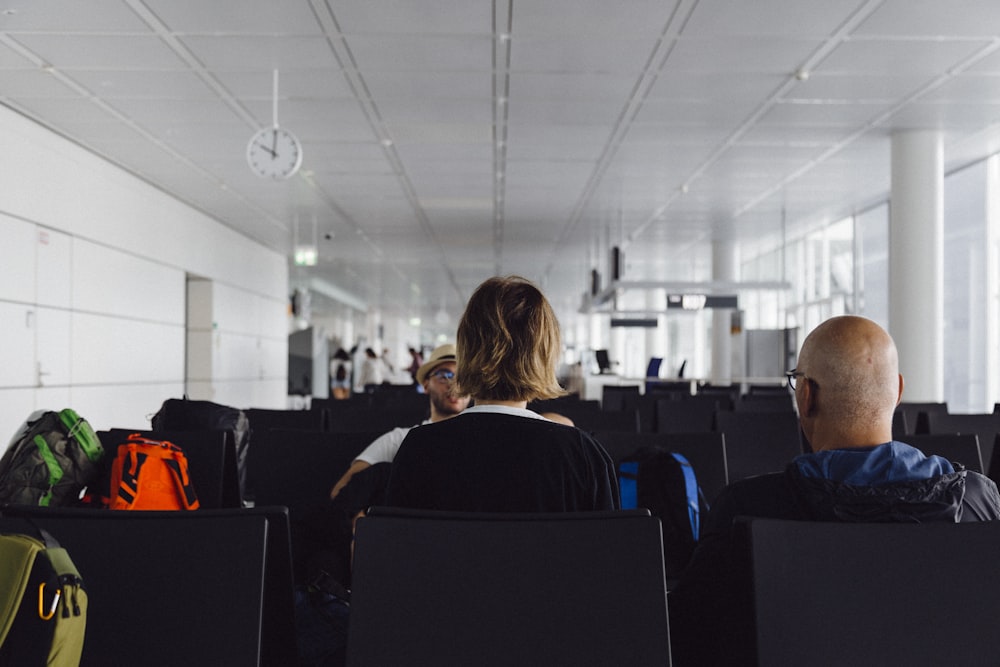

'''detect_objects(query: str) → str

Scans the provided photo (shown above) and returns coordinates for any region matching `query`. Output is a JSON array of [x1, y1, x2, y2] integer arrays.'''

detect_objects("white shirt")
[[355, 419, 432, 465]]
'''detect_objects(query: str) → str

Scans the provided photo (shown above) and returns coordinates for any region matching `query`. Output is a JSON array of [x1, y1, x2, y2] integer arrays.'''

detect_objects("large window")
[[943, 159, 992, 413], [751, 156, 1000, 413]]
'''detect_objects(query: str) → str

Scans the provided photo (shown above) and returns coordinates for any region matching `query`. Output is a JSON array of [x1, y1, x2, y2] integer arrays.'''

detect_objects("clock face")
[[246, 126, 303, 180]]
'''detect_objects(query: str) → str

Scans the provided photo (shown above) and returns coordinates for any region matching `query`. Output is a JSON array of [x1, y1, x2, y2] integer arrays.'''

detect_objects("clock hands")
[[255, 142, 277, 158]]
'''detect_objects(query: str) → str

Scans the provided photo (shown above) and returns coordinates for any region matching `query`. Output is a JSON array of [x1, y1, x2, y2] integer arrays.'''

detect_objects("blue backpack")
[[618, 446, 707, 578]]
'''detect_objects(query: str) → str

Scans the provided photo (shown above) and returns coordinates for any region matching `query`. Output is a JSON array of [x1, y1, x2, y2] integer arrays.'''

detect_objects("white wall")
[[0, 106, 288, 439]]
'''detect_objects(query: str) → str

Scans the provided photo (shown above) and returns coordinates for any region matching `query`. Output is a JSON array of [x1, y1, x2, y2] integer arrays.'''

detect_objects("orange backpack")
[[107, 435, 200, 510]]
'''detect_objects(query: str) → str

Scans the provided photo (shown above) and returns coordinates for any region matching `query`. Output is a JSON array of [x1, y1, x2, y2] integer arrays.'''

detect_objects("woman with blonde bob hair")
[[456, 275, 565, 402], [385, 276, 619, 513]]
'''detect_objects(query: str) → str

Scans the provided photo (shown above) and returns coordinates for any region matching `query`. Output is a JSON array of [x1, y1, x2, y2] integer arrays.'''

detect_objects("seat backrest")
[[244, 429, 380, 516], [737, 517, 1000, 667], [715, 411, 803, 483], [733, 394, 795, 413], [656, 396, 719, 433], [924, 412, 1000, 473], [892, 409, 908, 439], [593, 430, 729, 504], [601, 384, 641, 412], [347, 508, 671, 667], [0, 506, 296, 667], [595, 348, 612, 373], [246, 407, 329, 432], [329, 403, 428, 433], [903, 433, 984, 473], [899, 401, 949, 434]]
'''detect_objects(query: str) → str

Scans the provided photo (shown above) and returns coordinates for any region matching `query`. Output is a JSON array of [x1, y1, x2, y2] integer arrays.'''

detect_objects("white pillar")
[[711, 240, 739, 384], [889, 130, 943, 402]]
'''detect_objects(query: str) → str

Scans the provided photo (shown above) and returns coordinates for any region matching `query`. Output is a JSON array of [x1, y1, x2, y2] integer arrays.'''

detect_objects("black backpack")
[[618, 445, 708, 578], [0, 409, 104, 507], [151, 398, 251, 501]]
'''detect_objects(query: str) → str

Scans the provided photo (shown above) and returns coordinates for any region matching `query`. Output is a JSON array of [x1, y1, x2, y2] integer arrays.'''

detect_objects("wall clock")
[[246, 125, 302, 180]]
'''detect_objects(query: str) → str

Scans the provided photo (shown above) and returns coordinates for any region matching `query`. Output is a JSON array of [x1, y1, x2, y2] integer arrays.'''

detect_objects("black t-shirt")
[[384, 411, 619, 513]]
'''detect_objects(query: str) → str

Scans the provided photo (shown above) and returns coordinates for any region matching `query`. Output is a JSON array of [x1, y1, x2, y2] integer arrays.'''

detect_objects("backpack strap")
[[617, 461, 640, 510], [669, 452, 701, 540]]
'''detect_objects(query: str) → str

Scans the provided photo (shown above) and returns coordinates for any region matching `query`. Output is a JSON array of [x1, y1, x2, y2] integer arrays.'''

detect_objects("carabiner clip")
[[38, 582, 60, 620]]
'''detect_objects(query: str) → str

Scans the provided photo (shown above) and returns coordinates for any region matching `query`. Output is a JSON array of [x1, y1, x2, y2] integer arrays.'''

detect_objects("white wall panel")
[[72, 239, 185, 324], [36, 228, 72, 308], [0, 214, 36, 303], [71, 313, 184, 384], [34, 387, 72, 416], [70, 382, 184, 433], [259, 336, 287, 379], [0, 389, 36, 442], [207, 381, 257, 410], [259, 297, 290, 339], [36, 307, 71, 387], [214, 282, 259, 334], [214, 332, 259, 381], [2, 108, 287, 302], [0, 303, 36, 387], [252, 379, 288, 409], [0, 107, 288, 439]]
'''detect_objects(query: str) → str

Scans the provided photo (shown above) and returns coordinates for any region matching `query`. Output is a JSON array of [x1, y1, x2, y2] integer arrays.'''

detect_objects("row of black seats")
[[346, 507, 1000, 666], [9, 503, 992, 666], [0, 505, 297, 667]]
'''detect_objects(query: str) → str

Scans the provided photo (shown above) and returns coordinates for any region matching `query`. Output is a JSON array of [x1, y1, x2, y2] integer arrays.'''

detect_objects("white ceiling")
[[3, 0, 1000, 333]]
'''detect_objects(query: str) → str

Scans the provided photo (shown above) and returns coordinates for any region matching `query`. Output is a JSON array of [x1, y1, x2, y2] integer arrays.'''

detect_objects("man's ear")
[[801, 377, 819, 417], [896, 373, 904, 406]]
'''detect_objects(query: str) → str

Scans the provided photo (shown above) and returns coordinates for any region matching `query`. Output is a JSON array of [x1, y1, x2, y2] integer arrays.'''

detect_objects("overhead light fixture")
[[294, 247, 317, 266], [293, 214, 318, 266]]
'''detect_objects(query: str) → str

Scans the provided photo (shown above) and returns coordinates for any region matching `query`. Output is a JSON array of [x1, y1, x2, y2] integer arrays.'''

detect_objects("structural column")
[[889, 130, 943, 401], [711, 239, 739, 385]]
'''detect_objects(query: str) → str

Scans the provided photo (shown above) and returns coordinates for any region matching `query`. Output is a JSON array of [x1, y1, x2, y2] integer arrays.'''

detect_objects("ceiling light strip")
[[542, 0, 698, 280], [309, 0, 464, 303], [492, 0, 513, 275]]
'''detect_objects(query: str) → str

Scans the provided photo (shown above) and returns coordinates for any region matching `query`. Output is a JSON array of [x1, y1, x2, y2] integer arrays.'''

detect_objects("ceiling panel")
[[816, 38, 992, 76], [11, 34, 184, 69], [0, 0, 148, 32], [143, 0, 323, 34], [181, 35, 339, 71], [855, 0, 1000, 36], [511, 0, 679, 37], [345, 34, 493, 71], [331, 0, 491, 34], [511, 36, 656, 73]]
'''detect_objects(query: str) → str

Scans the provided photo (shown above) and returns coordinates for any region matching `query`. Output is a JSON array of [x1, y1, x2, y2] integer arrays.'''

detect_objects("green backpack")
[[0, 409, 104, 507], [0, 529, 87, 666]]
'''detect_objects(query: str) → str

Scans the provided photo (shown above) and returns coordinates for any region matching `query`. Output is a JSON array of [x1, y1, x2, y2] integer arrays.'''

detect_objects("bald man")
[[669, 316, 1000, 666]]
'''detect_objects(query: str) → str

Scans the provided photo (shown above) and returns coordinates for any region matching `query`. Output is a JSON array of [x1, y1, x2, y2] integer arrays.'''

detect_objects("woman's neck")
[[473, 399, 528, 410]]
